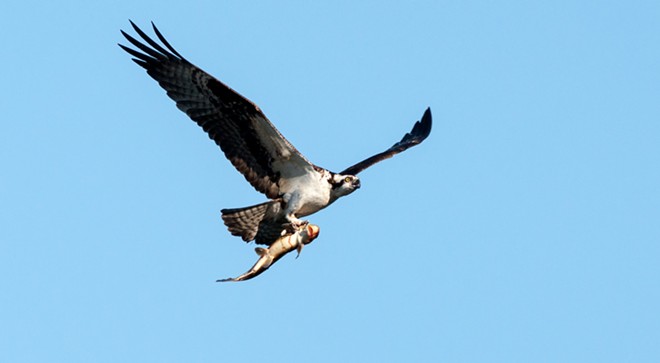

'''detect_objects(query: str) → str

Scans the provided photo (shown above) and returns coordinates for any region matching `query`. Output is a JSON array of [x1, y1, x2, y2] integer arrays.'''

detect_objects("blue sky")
[[2, 1, 659, 362]]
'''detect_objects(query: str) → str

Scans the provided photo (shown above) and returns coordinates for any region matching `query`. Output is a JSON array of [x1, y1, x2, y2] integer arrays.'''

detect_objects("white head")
[[329, 173, 361, 201]]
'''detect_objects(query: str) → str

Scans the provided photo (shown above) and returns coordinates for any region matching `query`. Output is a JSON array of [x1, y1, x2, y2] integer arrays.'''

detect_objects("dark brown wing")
[[119, 21, 315, 199], [340, 108, 432, 175]]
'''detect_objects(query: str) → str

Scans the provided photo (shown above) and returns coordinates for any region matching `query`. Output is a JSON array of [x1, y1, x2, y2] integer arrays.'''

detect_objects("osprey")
[[119, 22, 432, 245]]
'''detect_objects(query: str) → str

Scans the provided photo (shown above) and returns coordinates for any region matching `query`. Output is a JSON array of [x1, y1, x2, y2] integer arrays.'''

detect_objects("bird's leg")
[[281, 193, 308, 233], [284, 213, 308, 234], [290, 218, 308, 229]]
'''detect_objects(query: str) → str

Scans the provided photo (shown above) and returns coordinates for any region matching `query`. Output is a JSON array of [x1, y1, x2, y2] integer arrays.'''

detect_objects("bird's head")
[[329, 173, 361, 199]]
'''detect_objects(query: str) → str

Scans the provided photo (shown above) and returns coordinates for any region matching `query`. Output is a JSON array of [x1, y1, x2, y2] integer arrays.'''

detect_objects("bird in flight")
[[119, 21, 432, 245]]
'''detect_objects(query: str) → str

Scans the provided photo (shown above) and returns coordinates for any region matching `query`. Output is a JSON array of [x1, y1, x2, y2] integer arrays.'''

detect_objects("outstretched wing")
[[119, 21, 314, 199], [340, 108, 432, 175]]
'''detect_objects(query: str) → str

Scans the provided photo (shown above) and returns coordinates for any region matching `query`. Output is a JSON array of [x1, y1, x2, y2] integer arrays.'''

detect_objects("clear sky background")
[[2, 1, 659, 362]]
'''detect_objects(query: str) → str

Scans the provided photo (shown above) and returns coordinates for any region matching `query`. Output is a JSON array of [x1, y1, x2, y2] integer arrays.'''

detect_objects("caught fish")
[[217, 224, 320, 282]]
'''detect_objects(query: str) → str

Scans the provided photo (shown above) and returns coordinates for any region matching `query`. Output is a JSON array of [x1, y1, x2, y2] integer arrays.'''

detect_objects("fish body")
[[217, 224, 320, 282]]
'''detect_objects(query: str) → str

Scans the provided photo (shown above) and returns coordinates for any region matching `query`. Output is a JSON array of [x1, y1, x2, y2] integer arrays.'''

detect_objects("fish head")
[[303, 224, 320, 245]]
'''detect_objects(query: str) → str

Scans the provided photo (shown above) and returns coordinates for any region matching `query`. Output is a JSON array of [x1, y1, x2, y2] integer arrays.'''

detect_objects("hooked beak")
[[353, 179, 361, 189]]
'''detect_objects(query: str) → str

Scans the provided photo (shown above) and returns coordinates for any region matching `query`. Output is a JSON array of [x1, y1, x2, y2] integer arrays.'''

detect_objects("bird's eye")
[[344, 176, 352, 183]]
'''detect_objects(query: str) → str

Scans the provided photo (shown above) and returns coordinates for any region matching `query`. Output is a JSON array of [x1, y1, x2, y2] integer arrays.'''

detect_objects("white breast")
[[279, 168, 333, 217]]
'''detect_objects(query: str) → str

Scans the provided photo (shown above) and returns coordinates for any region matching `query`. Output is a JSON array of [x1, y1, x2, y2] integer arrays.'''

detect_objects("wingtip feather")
[[414, 107, 433, 140]]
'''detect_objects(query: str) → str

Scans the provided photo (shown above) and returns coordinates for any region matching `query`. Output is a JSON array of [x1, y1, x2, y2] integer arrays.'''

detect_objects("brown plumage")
[[119, 21, 432, 246]]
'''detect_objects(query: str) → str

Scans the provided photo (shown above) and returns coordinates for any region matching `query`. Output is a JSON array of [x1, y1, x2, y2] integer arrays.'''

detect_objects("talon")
[[293, 220, 309, 229], [285, 219, 309, 234]]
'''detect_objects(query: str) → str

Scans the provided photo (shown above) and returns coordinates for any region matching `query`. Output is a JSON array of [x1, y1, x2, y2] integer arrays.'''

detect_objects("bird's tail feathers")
[[221, 200, 282, 243]]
